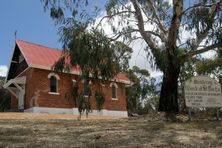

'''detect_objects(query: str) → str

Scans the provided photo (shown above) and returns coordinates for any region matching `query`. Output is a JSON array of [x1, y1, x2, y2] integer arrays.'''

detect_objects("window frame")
[[48, 73, 60, 95], [110, 82, 118, 100]]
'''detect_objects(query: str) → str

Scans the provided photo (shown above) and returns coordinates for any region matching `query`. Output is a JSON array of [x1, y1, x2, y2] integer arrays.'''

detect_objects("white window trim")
[[84, 95, 90, 98], [48, 73, 60, 80], [48, 92, 60, 95], [48, 73, 60, 94], [110, 82, 118, 100], [112, 97, 118, 100]]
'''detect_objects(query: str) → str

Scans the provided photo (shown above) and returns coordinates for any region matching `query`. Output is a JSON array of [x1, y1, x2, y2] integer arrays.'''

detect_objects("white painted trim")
[[47, 72, 60, 80], [14, 76, 26, 84], [110, 82, 118, 100], [6, 87, 18, 98], [4, 61, 29, 85], [11, 61, 18, 63], [4, 76, 26, 91], [118, 79, 131, 85], [48, 92, 60, 95], [5, 41, 17, 84], [110, 82, 118, 88], [13, 83, 25, 95], [72, 108, 128, 117], [24, 107, 128, 117], [48, 72, 59, 93], [15, 67, 29, 80], [30, 64, 81, 75], [24, 107, 73, 114]]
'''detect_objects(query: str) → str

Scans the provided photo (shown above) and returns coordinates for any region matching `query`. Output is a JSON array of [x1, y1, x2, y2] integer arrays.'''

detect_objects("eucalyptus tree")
[[196, 48, 222, 84], [42, 0, 222, 117], [53, 26, 132, 117]]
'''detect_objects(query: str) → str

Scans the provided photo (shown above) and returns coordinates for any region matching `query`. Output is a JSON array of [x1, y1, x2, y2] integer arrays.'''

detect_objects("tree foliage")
[[125, 66, 158, 115], [196, 48, 222, 84], [95, 91, 105, 111], [54, 28, 132, 82]]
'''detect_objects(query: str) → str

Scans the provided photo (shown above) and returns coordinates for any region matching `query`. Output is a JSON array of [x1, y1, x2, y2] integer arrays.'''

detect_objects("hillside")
[[0, 113, 221, 147]]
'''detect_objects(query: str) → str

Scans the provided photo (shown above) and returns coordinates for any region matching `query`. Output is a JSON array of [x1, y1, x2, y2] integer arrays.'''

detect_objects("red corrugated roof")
[[16, 40, 130, 83]]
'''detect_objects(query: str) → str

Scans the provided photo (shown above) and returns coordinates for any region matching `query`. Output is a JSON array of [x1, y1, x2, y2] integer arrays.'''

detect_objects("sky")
[[0, 0, 62, 76]]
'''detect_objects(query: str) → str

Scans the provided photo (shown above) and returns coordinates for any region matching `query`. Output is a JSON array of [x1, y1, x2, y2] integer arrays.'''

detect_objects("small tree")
[[125, 66, 158, 115], [95, 91, 105, 111], [50, 20, 132, 118]]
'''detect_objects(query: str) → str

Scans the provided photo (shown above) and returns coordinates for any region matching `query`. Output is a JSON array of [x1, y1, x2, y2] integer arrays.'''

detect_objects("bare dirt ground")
[[0, 113, 222, 147]]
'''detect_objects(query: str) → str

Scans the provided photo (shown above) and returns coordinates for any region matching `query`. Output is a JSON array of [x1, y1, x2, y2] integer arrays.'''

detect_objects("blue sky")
[[0, 0, 61, 76]]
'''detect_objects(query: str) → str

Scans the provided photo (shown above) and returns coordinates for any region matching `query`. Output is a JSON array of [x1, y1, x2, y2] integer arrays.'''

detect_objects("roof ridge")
[[16, 40, 62, 52]]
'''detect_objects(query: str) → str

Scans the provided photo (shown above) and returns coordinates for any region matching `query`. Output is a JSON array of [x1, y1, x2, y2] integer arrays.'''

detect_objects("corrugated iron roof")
[[16, 40, 130, 83]]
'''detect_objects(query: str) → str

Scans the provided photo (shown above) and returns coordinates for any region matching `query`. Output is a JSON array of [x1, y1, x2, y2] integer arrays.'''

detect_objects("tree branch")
[[110, 29, 166, 42], [190, 0, 222, 51], [183, 43, 220, 59], [182, 3, 213, 15], [95, 10, 135, 30], [147, 1, 167, 34], [130, 0, 161, 53], [167, 0, 183, 56], [109, 29, 139, 41]]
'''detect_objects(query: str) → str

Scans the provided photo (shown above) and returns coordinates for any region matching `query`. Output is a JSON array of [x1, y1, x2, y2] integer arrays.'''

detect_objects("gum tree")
[[196, 48, 222, 84], [42, 0, 222, 117]]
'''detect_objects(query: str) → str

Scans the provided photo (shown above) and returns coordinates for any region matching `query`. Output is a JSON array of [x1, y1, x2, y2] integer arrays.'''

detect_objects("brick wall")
[[22, 68, 127, 111]]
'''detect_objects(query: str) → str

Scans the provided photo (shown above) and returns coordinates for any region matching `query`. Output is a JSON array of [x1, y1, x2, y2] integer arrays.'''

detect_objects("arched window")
[[48, 73, 60, 94], [110, 83, 118, 100], [50, 76, 57, 93]]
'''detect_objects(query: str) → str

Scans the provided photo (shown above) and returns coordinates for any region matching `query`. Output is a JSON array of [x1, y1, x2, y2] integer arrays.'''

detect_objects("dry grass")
[[0, 113, 221, 147]]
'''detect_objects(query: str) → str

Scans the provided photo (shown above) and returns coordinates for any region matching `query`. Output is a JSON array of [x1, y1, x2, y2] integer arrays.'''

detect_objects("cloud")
[[0, 65, 8, 77], [201, 50, 217, 59], [93, 5, 163, 78]]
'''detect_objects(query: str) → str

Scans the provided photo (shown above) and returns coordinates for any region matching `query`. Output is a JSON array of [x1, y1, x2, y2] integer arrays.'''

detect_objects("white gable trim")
[[5, 41, 30, 84], [5, 42, 16, 84]]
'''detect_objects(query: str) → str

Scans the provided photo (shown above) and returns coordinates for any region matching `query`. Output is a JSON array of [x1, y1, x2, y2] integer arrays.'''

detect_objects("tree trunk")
[[158, 64, 180, 114]]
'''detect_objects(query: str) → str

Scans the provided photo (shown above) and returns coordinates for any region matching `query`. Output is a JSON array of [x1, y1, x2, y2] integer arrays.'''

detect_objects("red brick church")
[[4, 40, 130, 117]]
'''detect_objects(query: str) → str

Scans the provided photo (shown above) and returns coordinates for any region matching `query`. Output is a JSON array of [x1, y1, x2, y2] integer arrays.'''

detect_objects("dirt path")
[[0, 113, 221, 147], [0, 112, 123, 120]]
